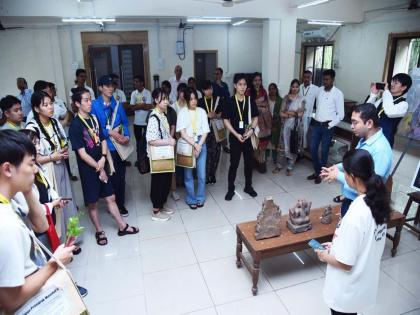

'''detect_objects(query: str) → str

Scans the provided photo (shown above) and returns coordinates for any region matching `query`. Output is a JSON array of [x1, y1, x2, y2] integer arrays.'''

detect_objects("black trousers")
[[111, 150, 126, 208], [133, 124, 147, 163], [206, 130, 222, 179], [228, 134, 253, 191], [150, 172, 172, 209], [331, 309, 356, 315], [341, 198, 353, 217]]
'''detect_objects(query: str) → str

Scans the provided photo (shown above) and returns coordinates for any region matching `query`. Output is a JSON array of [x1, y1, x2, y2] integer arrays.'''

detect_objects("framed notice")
[[411, 161, 420, 191]]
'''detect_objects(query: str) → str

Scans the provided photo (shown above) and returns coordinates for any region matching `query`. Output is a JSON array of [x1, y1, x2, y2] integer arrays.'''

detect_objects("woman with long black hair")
[[26, 91, 80, 245], [316, 149, 391, 315]]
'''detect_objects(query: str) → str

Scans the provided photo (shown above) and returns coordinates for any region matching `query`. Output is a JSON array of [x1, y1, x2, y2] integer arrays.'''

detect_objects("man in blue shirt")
[[16, 77, 32, 121], [320, 103, 392, 217], [91, 75, 131, 217]]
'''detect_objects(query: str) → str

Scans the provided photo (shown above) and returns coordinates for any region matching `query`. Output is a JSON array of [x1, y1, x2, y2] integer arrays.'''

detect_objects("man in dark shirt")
[[222, 73, 259, 201], [212, 67, 231, 154]]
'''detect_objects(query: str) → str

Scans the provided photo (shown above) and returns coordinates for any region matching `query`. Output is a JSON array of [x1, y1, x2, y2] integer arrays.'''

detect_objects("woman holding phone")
[[315, 149, 391, 315], [26, 91, 79, 245]]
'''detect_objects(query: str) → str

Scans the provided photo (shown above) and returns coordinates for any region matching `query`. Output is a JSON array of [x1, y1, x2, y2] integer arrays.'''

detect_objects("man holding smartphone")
[[366, 73, 412, 148]]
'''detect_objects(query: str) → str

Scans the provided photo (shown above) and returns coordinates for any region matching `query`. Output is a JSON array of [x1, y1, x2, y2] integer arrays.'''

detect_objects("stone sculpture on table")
[[321, 205, 333, 224], [287, 199, 312, 233], [255, 197, 282, 240]]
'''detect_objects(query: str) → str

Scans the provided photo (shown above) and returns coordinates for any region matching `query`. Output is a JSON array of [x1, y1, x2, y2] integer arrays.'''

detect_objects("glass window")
[[302, 44, 334, 86]]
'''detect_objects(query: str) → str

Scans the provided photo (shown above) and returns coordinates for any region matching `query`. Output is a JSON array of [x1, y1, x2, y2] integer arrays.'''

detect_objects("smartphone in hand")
[[375, 82, 386, 90], [308, 239, 326, 251]]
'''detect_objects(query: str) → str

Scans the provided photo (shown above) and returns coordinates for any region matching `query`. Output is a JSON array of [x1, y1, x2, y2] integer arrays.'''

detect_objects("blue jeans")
[[184, 140, 207, 205], [310, 122, 334, 176]]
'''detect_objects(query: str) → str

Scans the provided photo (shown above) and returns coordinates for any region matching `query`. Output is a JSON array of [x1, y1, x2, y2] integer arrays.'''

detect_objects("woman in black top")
[[69, 87, 139, 246], [222, 73, 259, 201], [198, 80, 223, 184]]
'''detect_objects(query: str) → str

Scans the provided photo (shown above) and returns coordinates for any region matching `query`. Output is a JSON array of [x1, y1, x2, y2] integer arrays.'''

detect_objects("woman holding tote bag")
[[176, 88, 210, 209]]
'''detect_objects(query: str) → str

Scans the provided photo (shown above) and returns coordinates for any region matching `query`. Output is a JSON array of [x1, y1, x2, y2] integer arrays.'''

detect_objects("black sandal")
[[117, 223, 140, 236], [197, 203, 204, 208], [189, 204, 198, 210], [333, 195, 344, 203], [95, 231, 108, 246]]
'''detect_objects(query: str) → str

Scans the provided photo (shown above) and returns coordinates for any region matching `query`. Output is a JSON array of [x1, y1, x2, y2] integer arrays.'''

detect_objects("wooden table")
[[235, 205, 405, 295], [402, 191, 420, 240]]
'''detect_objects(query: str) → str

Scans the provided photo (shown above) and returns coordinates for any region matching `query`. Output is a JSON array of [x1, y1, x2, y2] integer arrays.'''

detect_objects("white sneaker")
[[151, 211, 171, 221], [171, 191, 180, 201], [161, 207, 175, 215]]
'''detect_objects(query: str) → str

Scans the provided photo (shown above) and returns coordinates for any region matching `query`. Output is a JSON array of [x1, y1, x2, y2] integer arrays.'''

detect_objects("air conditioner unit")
[[302, 27, 329, 39]]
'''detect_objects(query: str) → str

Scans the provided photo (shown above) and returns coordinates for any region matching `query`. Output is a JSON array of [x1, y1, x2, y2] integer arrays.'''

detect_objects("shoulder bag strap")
[[110, 101, 120, 129], [214, 96, 220, 111], [248, 96, 252, 125], [150, 114, 163, 139]]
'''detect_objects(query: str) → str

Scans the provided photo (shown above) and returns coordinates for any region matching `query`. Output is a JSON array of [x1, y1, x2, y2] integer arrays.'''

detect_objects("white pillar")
[[261, 17, 297, 96]]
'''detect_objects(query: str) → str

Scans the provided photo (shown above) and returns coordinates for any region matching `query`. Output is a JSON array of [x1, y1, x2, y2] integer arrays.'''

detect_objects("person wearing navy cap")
[[91, 75, 131, 217]]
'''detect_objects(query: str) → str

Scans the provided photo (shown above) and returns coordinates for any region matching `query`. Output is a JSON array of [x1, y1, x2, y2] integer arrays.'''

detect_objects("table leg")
[[392, 219, 403, 257], [251, 255, 261, 296], [236, 232, 243, 268]]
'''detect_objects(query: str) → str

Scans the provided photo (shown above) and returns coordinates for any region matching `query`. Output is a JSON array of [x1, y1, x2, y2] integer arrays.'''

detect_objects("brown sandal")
[[95, 231, 108, 246]]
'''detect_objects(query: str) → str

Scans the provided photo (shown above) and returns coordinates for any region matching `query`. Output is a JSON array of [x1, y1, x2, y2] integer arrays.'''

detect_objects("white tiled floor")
[[67, 133, 420, 315]]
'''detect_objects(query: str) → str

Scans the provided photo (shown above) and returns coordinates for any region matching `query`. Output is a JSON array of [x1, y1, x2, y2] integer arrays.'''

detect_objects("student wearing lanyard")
[[177, 88, 210, 209], [0, 130, 75, 313], [222, 73, 259, 201], [0, 95, 24, 130], [69, 87, 139, 245], [198, 80, 223, 184], [307, 69, 344, 184], [26, 91, 80, 246], [146, 88, 176, 221], [299, 70, 319, 149], [366, 73, 412, 148], [91, 75, 131, 217]]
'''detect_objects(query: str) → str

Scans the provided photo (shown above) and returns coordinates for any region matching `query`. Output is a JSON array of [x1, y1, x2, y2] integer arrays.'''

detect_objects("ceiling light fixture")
[[232, 19, 248, 26], [187, 17, 231, 23], [297, 0, 329, 9], [308, 20, 342, 26], [62, 17, 116, 23]]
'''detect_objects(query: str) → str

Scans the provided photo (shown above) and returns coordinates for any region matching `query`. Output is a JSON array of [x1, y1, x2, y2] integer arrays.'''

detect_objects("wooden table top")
[[236, 205, 405, 252]]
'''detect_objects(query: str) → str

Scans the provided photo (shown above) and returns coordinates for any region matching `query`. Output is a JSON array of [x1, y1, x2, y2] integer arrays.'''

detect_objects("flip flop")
[[333, 195, 343, 203]]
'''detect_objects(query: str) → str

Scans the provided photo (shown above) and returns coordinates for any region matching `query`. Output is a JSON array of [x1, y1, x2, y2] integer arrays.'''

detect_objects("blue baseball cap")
[[98, 75, 113, 86]]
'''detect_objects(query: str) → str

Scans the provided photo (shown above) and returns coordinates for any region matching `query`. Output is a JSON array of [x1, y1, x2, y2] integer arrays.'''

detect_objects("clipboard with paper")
[[176, 138, 196, 168], [210, 97, 227, 142]]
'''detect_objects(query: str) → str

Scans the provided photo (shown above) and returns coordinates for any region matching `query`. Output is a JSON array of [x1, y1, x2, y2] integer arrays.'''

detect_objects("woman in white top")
[[316, 149, 391, 315], [26, 91, 79, 245], [176, 88, 210, 209], [146, 88, 176, 221], [172, 83, 188, 114]]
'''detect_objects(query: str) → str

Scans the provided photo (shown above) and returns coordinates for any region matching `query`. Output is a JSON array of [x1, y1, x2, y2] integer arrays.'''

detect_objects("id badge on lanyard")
[[239, 121, 244, 129]]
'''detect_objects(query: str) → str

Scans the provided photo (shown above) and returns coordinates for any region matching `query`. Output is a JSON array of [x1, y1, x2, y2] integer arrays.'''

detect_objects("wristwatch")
[[250, 127, 255, 133]]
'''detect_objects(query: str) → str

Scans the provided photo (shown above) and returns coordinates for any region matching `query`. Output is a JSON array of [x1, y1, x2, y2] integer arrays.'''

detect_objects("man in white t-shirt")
[[169, 65, 187, 104], [130, 75, 152, 168], [299, 70, 319, 148], [110, 73, 127, 105], [0, 130, 74, 313]]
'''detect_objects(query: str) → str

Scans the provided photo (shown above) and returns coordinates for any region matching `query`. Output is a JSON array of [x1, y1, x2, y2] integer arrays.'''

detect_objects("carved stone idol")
[[255, 197, 282, 240], [287, 199, 312, 234], [321, 205, 333, 224]]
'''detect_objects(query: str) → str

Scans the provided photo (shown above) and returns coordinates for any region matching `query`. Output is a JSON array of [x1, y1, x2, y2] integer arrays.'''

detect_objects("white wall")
[[296, 8, 420, 103], [0, 23, 262, 103]]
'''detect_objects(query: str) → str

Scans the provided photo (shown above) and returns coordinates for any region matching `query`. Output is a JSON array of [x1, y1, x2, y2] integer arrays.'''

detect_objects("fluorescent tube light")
[[297, 0, 329, 9], [187, 17, 231, 23], [232, 19, 248, 26], [308, 20, 342, 26], [62, 18, 116, 23]]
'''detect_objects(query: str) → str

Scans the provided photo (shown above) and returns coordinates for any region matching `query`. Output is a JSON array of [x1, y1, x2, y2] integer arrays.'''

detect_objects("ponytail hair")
[[30, 91, 66, 151], [342, 149, 391, 225]]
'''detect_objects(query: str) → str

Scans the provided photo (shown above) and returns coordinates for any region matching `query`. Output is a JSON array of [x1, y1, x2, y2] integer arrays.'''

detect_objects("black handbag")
[[290, 117, 299, 155]]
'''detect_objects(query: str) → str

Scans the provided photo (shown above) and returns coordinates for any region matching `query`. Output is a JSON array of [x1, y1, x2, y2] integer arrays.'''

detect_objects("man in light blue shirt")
[[16, 77, 32, 121], [321, 103, 392, 216]]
